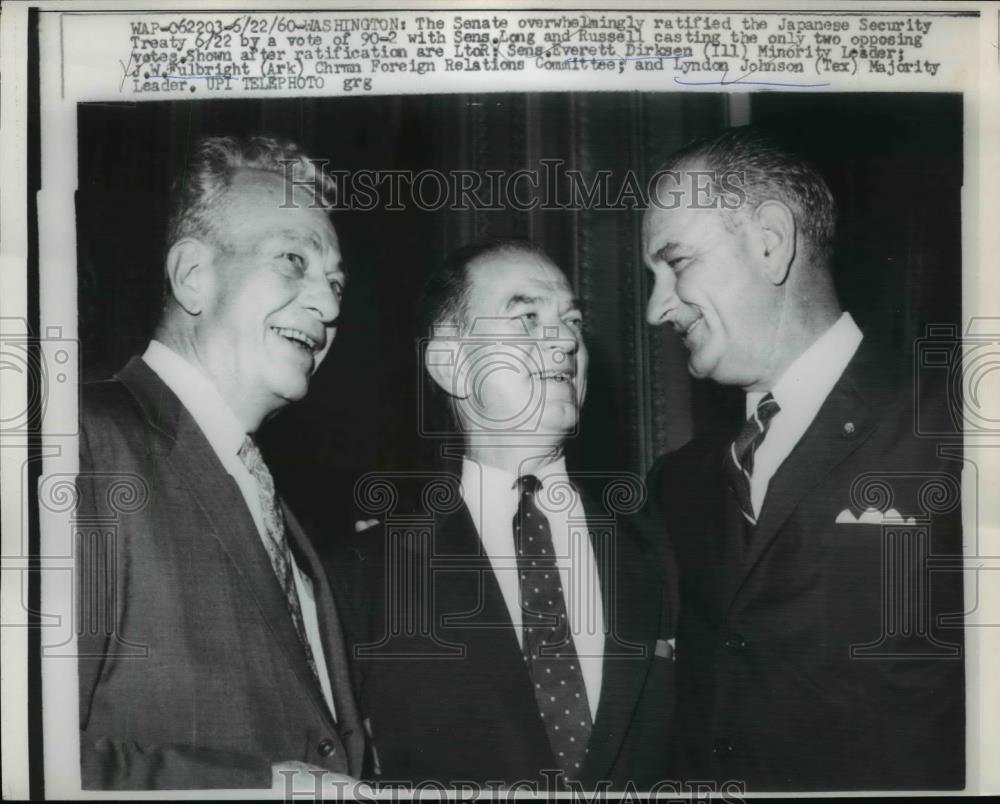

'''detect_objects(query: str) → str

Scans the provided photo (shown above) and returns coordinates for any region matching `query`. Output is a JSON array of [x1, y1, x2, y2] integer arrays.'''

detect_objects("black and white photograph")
[[1, 2, 997, 800]]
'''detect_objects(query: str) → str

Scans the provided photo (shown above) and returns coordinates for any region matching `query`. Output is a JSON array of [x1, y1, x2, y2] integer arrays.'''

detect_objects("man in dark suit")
[[641, 126, 964, 791], [77, 135, 365, 790], [340, 240, 674, 791]]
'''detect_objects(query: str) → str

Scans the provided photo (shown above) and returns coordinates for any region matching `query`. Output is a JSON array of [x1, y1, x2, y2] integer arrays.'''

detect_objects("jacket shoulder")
[[80, 377, 142, 442], [81, 376, 138, 426], [79, 371, 171, 484]]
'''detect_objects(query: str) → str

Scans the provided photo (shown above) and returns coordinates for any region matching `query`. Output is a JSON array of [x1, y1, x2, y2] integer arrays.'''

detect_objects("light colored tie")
[[727, 393, 781, 527], [237, 435, 320, 683]]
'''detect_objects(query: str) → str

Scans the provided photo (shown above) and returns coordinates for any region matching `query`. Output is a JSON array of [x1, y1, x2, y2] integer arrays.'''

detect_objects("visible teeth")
[[536, 371, 570, 382], [271, 326, 318, 351], [682, 318, 702, 338]]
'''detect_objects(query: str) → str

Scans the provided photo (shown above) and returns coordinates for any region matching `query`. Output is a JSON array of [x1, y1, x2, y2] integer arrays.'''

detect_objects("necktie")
[[727, 392, 781, 526], [513, 475, 593, 782], [238, 436, 320, 684]]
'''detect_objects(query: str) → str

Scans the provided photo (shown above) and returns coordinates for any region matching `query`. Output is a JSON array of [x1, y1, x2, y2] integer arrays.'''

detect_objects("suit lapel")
[[433, 502, 568, 768], [116, 357, 337, 728], [732, 363, 879, 606], [700, 439, 749, 605], [674, 433, 744, 608], [285, 505, 365, 770], [578, 491, 661, 783], [430, 504, 526, 661]]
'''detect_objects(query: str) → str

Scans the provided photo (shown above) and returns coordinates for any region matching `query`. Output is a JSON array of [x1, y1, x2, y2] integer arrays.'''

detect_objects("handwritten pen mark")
[[118, 52, 135, 92], [538, 21, 645, 60], [540, 25, 584, 59], [563, 55, 680, 64], [674, 60, 829, 88], [674, 77, 831, 87], [562, 53, 827, 88]]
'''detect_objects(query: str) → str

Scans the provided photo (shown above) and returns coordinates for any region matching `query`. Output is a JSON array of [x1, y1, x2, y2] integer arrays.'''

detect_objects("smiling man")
[[641, 127, 964, 791], [77, 135, 365, 790], [338, 240, 674, 791]]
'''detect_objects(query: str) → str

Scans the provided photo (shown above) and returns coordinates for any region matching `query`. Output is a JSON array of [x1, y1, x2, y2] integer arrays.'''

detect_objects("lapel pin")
[[843, 421, 856, 436]]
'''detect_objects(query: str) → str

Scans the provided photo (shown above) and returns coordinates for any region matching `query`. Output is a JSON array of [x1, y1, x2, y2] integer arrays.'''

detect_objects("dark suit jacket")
[[77, 356, 366, 789], [331, 476, 675, 791], [646, 343, 964, 791]]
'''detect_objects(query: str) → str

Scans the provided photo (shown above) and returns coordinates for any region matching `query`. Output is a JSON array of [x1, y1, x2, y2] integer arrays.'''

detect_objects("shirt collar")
[[460, 455, 570, 515], [747, 311, 863, 418], [142, 340, 248, 463]]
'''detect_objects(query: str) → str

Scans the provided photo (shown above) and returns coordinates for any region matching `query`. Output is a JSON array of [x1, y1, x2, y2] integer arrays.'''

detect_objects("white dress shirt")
[[142, 340, 337, 719], [460, 457, 605, 720], [745, 312, 864, 517]]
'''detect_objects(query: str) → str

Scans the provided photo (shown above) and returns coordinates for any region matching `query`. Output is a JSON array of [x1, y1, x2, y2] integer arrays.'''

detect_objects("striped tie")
[[727, 393, 781, 526]]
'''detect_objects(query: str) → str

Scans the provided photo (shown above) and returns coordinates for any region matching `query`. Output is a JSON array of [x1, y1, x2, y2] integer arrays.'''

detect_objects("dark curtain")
[[76, 92, 961, 541]]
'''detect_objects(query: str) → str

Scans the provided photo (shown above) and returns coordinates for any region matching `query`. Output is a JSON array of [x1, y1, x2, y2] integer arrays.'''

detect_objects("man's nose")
[[646, 270, 677, 326], [537, 322, 579, 378], [543, 320, 580, 354], [303, 274, 341, 324]]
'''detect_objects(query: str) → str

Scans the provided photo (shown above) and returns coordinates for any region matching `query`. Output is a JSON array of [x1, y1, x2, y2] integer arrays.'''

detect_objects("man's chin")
[[687, 350, 720, 382], [537, 403, 579, 436], [269, 373, 312, 405]]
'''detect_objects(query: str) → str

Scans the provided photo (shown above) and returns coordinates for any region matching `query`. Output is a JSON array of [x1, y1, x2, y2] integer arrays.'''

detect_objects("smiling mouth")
[[270, 326, 322, 354], [677, 316, 704, 342], [532, 369, 575, 383]]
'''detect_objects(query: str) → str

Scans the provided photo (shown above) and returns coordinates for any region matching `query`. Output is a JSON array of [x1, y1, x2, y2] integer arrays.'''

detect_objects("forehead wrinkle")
[[467, 254, 573, 314], [288, 228, 319, 245], [245, 229, 318, 262]]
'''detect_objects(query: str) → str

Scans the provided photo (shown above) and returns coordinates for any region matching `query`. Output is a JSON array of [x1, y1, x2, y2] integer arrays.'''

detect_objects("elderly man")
[[642, 126, 964, 791], [77, 135, 365, 789], [339, 240, 674, 791]]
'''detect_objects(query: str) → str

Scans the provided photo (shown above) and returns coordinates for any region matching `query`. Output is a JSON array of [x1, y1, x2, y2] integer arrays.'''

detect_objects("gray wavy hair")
[[166, 134, 337, 247]]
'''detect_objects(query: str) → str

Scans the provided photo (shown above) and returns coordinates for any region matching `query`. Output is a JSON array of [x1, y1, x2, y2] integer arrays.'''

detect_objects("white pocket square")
[[835, 506, 917, 525], [655, 638, 676, 660]]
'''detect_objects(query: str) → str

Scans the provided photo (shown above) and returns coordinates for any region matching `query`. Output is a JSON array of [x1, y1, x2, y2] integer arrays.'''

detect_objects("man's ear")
[[753, 200, 796, 285], [423, 331, 470, 400], [165, 238, 213, 315]]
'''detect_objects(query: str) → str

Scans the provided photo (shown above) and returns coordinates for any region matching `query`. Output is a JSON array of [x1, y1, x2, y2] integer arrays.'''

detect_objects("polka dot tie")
[[238, 436, 320, 686], [513, 474, 592, 783], [726, 392, 781, 527]]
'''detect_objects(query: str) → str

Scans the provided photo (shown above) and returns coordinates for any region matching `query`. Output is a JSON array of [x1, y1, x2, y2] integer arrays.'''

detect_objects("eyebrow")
[[503, 293, 583, 312], [652, 242, 680, 262], [283, 229, 322, 250], [503, 293, 543, 312]]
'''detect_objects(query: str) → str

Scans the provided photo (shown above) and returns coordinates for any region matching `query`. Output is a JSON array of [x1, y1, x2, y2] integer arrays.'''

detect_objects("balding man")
[[339, 240, 674, 791]]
